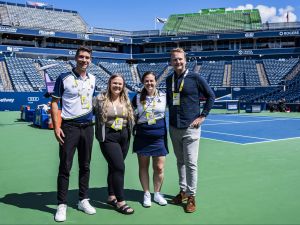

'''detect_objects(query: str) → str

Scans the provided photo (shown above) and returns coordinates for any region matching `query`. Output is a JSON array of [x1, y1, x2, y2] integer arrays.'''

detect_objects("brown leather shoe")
[[171, 191, 188, 205], [185, 196, 196, 213]]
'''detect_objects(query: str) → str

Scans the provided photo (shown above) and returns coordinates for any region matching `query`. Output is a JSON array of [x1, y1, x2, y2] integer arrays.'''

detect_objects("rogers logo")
[[27, 97, 39, 102]]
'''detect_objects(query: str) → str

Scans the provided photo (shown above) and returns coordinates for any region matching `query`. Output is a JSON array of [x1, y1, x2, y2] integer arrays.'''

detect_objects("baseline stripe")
[[202, 130, 274, 141]]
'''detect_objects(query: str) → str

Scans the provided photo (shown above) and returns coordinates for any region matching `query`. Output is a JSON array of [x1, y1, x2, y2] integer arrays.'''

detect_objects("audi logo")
[[27, 97, 39, 101]]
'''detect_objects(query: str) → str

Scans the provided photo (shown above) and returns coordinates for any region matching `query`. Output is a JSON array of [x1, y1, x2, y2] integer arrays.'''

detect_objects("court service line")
[[242, 136, 300, 145], [201, 137, 243, 145], [202, 130, 274, 141], [205, 119, 241, 123]]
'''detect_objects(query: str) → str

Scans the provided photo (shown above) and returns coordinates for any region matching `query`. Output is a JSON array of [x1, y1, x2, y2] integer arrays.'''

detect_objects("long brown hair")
[[140, 71, 157, 103], [99, 73, 134, 122]]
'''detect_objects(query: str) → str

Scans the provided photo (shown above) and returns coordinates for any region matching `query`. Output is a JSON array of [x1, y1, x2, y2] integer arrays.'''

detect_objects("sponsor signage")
[[108, 36, 125, 43], [0, 26, 17, 33], [27, 97, 40, 102], [279, 30, 300, 36], [77, 33, 90, 40], [68, 50, 76, 55], [207, 34, 220, 40], [38, 30, 55, 36], [6, 46, 24, 52], [245, 32, 254, 38], [0, 92, 48, 111], [238, 50, 254, 55], [0, 98, 15, 103], [170, 37, 189, 41]]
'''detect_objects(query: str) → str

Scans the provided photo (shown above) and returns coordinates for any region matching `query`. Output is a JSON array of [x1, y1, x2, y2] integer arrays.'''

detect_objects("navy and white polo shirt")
[[52, 69, 96, 123], [132, 92, 166, 124]]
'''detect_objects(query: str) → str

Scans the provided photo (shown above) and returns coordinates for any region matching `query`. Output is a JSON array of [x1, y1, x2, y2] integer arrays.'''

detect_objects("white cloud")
[[226, 4, 297, 23]]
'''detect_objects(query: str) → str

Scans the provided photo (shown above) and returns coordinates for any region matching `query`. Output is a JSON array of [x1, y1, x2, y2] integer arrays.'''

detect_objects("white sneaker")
[[154, 192, 168, 206], [54, 204, 67, 222], [143, 192, 152, 207], [78, 199, 96, 215]]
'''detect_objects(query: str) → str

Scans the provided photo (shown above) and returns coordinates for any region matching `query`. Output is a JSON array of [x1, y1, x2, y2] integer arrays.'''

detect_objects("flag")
[[26, 1, 48, 7], [286, 12, 289, 22], [156, 17, 167, 24]]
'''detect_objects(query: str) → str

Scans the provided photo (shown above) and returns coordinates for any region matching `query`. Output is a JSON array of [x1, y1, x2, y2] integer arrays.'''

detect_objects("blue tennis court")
[[202, 114, 300, 144]]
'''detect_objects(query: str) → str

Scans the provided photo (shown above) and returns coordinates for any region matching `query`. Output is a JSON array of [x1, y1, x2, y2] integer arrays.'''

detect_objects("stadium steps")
[[0, 61, 13, 91], [223, 64, 231, 86], [0, 6, 11, 25], [256, 63, 269, 86], [285, 60, 300, 81], [222, 64, 228, 86], [129, 64, 140, 84], [228, 64, 232, 86], [34, 63, 45, 80], [157, 66, 172, 85]]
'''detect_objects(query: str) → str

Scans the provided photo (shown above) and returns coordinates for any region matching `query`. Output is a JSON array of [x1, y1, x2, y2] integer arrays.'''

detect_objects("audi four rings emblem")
[[27, 97, 39, 101]]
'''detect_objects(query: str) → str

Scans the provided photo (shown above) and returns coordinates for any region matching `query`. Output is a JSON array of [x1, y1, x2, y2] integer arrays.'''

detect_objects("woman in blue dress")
[[132, 71, 168, 207]]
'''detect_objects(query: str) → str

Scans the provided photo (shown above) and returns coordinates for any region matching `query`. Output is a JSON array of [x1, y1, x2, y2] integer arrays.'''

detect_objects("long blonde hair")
[[97, 73, 134, 123]]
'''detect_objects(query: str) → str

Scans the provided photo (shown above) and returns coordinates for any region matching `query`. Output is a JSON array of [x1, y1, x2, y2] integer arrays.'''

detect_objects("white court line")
[[216, 114, 300, 120], [202, 136, 300, 145], [204, 118, 294, 126], [201, 137, 243, 145], [202, 130, 274, 141], [205, 119, 240, 123], [242, 136, 300, 145], [204, 122, 246, 126]]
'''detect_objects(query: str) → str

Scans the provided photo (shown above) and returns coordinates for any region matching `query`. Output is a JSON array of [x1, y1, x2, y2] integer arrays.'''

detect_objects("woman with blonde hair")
[[94, 74, 135, 215]]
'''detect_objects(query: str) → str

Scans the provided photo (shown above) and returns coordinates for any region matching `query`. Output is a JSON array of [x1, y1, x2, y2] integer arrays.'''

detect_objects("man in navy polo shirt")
[[51, 46, 96, 222], [166, 48, 215, 213]]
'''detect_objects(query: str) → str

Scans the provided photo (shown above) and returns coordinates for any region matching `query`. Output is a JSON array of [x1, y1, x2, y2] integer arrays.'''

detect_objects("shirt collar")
[[174, 69, 188, 79], [72, 68, 89, 79]]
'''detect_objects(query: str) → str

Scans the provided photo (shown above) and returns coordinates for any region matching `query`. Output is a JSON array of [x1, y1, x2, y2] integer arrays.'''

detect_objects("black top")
[[166, 70, 215, 128]]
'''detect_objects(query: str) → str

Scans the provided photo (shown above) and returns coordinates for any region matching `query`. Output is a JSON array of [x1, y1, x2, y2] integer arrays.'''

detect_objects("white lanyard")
[[112, 102, 125, 117], [111, 102, 125, 131]]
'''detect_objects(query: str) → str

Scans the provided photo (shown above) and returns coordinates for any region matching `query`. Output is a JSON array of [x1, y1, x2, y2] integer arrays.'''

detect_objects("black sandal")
[[116, 204, 134, 215], [106, 199, 117, 208]]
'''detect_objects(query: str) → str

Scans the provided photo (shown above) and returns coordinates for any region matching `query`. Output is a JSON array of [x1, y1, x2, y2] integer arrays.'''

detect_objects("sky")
[[5, 0, 300, 31]]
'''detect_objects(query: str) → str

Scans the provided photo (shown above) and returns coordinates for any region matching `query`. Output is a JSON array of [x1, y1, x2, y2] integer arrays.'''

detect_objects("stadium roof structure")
[[162, 8, 262, 35]]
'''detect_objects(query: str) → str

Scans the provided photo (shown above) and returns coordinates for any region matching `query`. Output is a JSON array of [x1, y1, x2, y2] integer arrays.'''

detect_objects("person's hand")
[[54, 128, 65, 145], [190, 116, 205, 128]]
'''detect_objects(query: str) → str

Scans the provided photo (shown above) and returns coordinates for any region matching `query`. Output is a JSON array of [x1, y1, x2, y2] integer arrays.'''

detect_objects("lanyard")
[[143, 95, 157, 111], [74, 76, 91, 95], [172, 69, 189, 92], [112, 102, 125, 117]]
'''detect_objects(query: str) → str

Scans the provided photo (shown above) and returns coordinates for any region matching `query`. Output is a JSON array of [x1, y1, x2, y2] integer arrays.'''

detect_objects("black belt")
[[63, 121, 94, 128]]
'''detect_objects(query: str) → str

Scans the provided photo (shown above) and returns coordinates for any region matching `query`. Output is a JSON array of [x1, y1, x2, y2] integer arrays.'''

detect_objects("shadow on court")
[[0, 187, 173, 215]]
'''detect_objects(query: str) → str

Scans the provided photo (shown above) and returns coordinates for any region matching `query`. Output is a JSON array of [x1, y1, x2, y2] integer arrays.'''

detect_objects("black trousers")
[[99, 127, 129, 202], [57, 122, 94, 204]]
